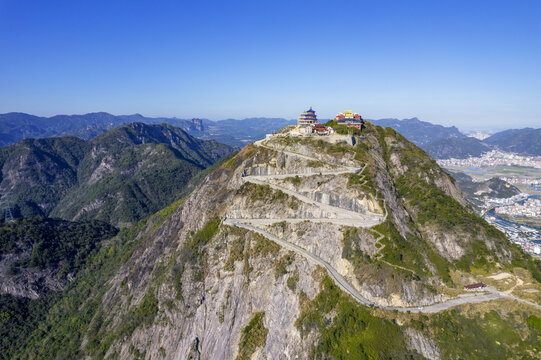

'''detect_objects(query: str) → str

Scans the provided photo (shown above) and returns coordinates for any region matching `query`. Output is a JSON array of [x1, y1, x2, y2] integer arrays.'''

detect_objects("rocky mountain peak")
[[7, 122, 541, 359]]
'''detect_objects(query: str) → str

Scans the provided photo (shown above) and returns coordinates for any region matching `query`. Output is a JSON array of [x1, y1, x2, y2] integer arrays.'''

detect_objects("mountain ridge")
[[0, 112, 295, 148], [0, 122, 234, 226], [371, 117, 466, 146], [3, 112, 540, 157]]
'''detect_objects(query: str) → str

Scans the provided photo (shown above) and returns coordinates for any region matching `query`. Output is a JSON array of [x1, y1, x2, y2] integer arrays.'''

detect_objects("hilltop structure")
[[297, 107, 318, 126], [335, 110, 364, 130], [268, 107, 369, 140], [289, 107, 335, 137]]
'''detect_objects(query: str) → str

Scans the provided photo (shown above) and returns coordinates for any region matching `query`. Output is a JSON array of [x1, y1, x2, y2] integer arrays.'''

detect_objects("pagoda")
[[298, 107, 318, 126]]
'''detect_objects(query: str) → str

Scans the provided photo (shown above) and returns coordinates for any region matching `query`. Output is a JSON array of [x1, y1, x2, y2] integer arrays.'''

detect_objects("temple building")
[[298, 107, 318, 126], [334, 110, 364, 130]]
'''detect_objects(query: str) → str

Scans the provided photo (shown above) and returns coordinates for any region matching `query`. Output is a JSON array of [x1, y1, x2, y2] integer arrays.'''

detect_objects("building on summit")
[[267, 106, 366, 140], [286, 107, 335, 136], [298, 107, 318, 126], [312, 123, 330, 135], [334, 110, 364, 130]]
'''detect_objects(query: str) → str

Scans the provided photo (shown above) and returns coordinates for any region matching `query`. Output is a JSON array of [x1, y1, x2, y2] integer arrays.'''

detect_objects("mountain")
[[448, 171, 521, 210], [0, 112, 295, 148], [0, 123, 234, 226], [371, 117, 465, 146], [0, 217, 117, 299], [0, 136, 89, 215], [484, 128, 541, 155], [422, 127, 541, 159], [423, 137, 492, 159], [0, 217, 118, 354], [0, 112, 148, 146], [6, 121, 541, 359], [369, 118, 541, 158]]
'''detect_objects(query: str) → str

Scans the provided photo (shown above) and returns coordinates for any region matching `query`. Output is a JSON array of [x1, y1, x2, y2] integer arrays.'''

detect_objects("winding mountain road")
[[225, 138, 541, 313]]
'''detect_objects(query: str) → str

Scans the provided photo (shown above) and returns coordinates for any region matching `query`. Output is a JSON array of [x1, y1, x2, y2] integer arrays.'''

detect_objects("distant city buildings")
[[437, 150, 541, 170], [485, 213, 541, 257], [495, 198, 541, 217]]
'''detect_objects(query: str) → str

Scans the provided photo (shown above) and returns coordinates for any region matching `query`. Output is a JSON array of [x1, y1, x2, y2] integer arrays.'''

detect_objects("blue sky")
[[0, 0, 540, 129]]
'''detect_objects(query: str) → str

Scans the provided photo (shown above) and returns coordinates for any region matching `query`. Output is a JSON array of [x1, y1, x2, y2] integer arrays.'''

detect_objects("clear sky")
[[0, 0, 540, 129]]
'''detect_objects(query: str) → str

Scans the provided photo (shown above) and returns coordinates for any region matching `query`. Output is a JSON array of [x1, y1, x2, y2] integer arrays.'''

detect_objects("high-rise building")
[[298, 107, 317, 126]]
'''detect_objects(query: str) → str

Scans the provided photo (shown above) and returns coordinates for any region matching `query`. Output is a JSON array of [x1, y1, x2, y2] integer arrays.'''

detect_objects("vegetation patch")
[[527, 314, 541, 331], [296, 276, 417, 359], [238, 182, 299, 210], [274, 252, 295, 279], [422, 308, 541, 359], [224, 236, 245, 271], [0, 217, 117, 278], [3, 217, 147, 359], [285, 175, 301, 185], [372, 220, 429, 277], [236, 312, 269, 360], [250, 232, 280, 258], [116, 291, 159, 338], [341, 227, 372, 266], [324, 120, 362, 136], [239, 183, 287, 203], [150, 197, 184, 230], [175, 217, 222, 285], [287, 269, 299, 291]]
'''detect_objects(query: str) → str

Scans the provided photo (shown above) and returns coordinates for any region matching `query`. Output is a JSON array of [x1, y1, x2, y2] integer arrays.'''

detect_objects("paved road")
[[243, 176, 383, 227], [254, 139, 360, 171], [224, 219, 372, 306], [226, 218, 541, 313], [225, 139, 541, 313]]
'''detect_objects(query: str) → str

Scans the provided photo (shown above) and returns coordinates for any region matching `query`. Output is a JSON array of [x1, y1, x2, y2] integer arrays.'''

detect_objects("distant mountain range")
[[0, 123, 234, 226], [0, 112, 295, 148], [1, 112, 539, 158], [422, 137, 492, 159], [370, 118, 541, 158], [483, 128, 541, 155], [422, 129, 541, 159], [370, 117, 465, 146]]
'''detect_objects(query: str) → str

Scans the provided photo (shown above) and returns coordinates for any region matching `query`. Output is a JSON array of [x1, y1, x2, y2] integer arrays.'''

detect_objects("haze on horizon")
[[0, 0, 540, 130]]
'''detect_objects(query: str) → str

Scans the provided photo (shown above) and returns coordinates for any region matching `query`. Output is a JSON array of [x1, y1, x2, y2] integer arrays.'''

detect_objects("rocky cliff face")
[[11, 122, 541, 359]]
